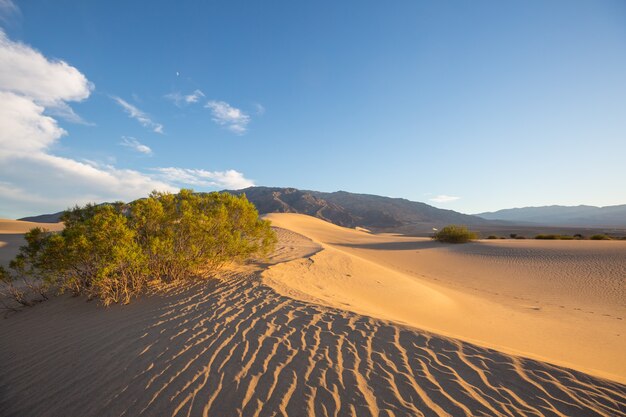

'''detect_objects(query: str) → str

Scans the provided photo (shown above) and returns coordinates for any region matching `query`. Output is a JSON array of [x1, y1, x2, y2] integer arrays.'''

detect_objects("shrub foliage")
[[590, 234, 612, 240], [432, 225, 478, 243], [0, 190, 276, 307]]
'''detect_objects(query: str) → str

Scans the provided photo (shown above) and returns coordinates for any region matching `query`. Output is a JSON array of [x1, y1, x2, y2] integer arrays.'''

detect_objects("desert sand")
[[0, 217, 624, 416], [264, 214, 626, 384], [0, 219, 64, 267]]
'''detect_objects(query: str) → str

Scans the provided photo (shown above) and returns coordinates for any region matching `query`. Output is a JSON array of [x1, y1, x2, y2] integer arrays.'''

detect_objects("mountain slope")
[[477, 204, 626, 227], [229, 187, 494, 233]]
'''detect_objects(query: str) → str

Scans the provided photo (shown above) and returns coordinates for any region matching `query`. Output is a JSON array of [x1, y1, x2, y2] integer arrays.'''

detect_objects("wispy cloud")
[[165, 89, 205, 107], [429, 195, 461, 203], [154, 167, 254, 190], [120, 136, 152, 155], [0, 0, 19, 23], [205, 100, 250, 134], [112, 96, 164, 133], [254, 103, 265, 115]]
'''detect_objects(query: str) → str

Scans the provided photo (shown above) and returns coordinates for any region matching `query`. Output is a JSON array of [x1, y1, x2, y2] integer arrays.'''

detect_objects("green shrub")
[[590, 234, 612, 240], [432, 225, 477, 243], [2, 190, 277, 307], [486, 235, 499, 240], [535, 234, 574, 240], [515, 235, 526, 239]]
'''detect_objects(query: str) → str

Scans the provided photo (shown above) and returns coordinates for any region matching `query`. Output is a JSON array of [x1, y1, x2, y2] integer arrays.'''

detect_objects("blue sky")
[[1, 0, 625, 218]]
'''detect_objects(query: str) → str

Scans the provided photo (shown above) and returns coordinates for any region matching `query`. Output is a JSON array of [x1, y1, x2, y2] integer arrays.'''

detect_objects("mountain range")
[[18, 187, 626, 232], [477, 204, 626, 228]]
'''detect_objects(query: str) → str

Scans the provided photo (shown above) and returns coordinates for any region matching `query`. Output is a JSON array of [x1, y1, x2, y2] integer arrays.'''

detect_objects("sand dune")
[[263, 214, 626, 383], [0, 221, 625, 416], [1, 273, 624, 415], [0, 219, 64, 267], [0, 219, 64, 234]]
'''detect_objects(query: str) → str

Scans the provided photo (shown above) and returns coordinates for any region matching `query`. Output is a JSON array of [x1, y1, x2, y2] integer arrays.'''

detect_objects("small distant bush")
[[432, 225, 478, 243], [515, 235, 526, 239], [573, 234, 584, 240], [590, 234, 612, 240], [487, 235, 499, 240], [509, 234, 517, 239], [0, 190, 277, 308], [535, 234, 574, 240]]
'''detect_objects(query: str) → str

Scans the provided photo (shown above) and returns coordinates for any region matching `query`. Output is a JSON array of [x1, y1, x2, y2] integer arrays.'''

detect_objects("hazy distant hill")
[[18, 213, 64, 223], [476, 204, 626, 228], [229, 187, 494, 233]]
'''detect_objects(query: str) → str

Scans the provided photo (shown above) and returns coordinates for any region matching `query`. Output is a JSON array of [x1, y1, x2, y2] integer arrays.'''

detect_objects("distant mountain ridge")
[[19, 187, 625, 232], [476, 204, 626, 228], [19, 186, 495, 234], [229, 187, 494, 233]]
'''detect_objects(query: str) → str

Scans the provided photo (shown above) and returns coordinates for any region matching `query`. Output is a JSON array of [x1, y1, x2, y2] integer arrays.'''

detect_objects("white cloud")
[[154, 167, 254, 190], [0, 153, 176, 217], [112, 96, 164, 133], [429, 195, 461, 203], [0, 29, 92, 123], [0, 91, 66, 154], [205, 100, 250, 134], [120, 136, 152, 155], [0, 30, 175, 218], [165, 89, 204, 107]]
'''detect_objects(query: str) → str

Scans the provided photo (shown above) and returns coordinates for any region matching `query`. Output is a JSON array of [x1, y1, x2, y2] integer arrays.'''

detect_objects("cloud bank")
[[155, 168, 254, 190]]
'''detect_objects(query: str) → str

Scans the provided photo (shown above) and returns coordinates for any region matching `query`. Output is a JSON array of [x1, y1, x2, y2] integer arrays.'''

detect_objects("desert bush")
[[515, 235, 526, 239], [535, 234, 557, 239], [590, 234, 612, 240], [5, 190, 276, 306], [432, 225, 477, 243], [486, 235, 499, 239], [129, 190, 276, 281], [535, 234, 574, 240], [0, 227, 55, 310]]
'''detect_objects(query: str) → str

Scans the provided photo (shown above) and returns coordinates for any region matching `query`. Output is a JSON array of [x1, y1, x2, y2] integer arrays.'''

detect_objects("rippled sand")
[[0, 218, 624, 416]]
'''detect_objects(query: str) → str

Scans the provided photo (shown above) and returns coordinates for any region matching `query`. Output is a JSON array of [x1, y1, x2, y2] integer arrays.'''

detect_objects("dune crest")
[[263, 213, 626, 383]]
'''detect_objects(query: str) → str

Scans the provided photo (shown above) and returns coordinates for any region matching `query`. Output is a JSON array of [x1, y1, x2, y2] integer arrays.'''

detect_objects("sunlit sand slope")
[[0, 219, 63, 234], [263, 214, 626, 383]]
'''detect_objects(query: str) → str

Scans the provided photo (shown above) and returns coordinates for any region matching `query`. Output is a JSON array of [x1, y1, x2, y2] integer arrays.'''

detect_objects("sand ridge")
[[263, 214, 626, 383], [0, 219, 63, 234]]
